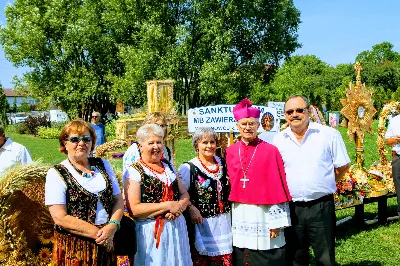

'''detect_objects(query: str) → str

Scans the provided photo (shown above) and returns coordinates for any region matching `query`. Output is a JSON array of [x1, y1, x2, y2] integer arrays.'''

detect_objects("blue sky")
[[1, 0, 400, 88]]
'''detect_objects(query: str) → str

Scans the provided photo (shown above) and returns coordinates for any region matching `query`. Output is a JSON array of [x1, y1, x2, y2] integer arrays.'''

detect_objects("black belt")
[[293, 194, 333, 207]]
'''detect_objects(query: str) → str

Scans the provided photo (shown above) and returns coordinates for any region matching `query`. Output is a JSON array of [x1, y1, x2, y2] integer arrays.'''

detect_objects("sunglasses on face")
[[92, 116, 99, 118], [66, 135, 93, 143], [285, 107, 308, 116]]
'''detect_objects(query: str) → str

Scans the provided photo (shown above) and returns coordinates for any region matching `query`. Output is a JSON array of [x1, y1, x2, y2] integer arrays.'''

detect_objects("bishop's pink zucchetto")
[[233, 98, 260, 121]]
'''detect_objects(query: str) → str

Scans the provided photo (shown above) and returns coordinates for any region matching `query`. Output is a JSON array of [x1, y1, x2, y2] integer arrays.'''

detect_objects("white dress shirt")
[[0, 138, 32, 175], [258, 131, 277, 144], [385, 114, 400, 155], [273, 121, 350, 202]]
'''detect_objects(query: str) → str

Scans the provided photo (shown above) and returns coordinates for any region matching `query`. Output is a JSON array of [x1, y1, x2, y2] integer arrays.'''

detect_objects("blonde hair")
[[143, 112, 167, 125]]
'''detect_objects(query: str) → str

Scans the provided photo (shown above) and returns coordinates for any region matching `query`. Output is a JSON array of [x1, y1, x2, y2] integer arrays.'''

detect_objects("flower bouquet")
[[335, 170, 365, 209]]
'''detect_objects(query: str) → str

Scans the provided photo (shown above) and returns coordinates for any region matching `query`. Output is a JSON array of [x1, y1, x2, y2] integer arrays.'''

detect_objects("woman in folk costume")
[[225, 98, 292, 266], [178, 127, 233, 266], [124, 124, 192, 266], [45, 119, 124, 265]]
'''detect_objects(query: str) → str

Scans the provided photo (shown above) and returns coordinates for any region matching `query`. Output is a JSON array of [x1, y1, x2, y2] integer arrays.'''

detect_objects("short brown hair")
[[143, 112, 167, 125], [58, 119, 97, 154]]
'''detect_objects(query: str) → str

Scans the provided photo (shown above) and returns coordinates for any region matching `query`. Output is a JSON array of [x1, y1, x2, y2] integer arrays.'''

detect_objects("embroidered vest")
[[186, 158, 231, 218], [53, 157, 114, 226], [131, 161, 180, 203]]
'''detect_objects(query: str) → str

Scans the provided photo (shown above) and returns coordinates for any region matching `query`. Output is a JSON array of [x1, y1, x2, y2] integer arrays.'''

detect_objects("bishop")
[[226, 98, 292, 266]]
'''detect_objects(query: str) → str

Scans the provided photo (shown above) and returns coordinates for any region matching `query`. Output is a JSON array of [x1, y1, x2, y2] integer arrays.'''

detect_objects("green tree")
[[0, 0, 126, 118], [1, 0, 301, 114], [0, 86, 7, 126], [165, 0, 301, 108], [355, 42, 400, 93], [252, 55, 330, 106], [17, 98, 31, 113]]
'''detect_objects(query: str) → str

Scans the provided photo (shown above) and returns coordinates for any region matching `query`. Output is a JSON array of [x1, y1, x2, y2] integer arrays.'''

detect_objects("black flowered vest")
[[53, 157, 114, 229], [131, 161, 180, 203], [186, 157, 231, 218]]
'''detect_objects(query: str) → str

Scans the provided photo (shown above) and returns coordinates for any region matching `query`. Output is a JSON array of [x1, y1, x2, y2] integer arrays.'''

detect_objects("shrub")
[[5, 124, 18, 134], [23, 115, 51, 135], [15, 123, 29, 134], [37, 127, 62, 139], [51, 120, 69, 130], [106, 119, 116, 138]]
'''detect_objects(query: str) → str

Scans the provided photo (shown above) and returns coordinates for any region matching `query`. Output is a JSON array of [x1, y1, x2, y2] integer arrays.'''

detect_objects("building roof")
[[3, 89, 24, 97]]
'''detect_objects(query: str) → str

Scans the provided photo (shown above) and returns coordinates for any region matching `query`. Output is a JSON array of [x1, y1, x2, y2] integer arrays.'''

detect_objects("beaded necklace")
[[139, 157, 166, 174], [68, 159, 96, 179], [197, 155, 220, 173]]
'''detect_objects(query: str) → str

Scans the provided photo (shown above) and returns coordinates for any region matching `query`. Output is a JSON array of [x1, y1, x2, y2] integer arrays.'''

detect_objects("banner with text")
[[268, 102, 285, 120], [188, 104, 279, 133]]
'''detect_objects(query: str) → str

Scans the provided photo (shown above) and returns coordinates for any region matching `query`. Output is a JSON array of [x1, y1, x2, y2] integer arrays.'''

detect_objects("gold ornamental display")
[[114, 80, 180, 168], [376, 101, 400, 166], [146, 80, 175, 114], [368, 101, 400, 194], [339, 63, 388, 198], [340, 62, 376, 167], [340, 62, 376, 141]]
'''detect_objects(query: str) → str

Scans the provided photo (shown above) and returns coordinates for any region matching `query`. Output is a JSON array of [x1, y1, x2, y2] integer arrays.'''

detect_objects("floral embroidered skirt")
[[117, 255, 132, 266], [52, 231, 115, 266]]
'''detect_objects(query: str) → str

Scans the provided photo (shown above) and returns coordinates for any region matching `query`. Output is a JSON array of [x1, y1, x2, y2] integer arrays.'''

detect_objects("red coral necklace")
[[140, 157, 165, 175], [197, 155, 219, 174]]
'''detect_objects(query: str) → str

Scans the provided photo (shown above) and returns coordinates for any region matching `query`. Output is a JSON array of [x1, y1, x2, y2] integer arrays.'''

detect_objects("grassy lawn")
[[4, 123, 400, 265]]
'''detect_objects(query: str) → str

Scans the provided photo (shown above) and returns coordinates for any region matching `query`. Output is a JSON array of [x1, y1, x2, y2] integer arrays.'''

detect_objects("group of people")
[[0, 95, 399, 266], [41, 95, 351, 266]]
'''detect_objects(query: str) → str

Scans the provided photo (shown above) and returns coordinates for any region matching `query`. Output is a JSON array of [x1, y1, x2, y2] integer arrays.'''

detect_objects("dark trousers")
[[285, 195, 336, 266], [392, 153, 400, 216], [233, 246, 286, 266]]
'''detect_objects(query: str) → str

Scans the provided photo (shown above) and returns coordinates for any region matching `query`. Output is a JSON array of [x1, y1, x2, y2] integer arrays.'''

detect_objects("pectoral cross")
[[240, 176, 249, 188]]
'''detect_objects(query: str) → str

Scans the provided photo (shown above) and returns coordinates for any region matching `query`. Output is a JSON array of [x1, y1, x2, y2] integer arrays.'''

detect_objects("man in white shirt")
[[0, 125, 33, 176], [385, 113, 400, 217], [273, 95, 350, 266]]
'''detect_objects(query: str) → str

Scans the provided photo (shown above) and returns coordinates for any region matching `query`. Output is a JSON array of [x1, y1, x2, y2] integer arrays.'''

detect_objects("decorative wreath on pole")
[[368, 101, 400, 194], [376, 101, 400, 166]]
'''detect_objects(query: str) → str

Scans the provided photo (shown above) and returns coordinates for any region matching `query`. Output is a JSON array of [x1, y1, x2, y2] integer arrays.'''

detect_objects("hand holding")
[[168, 201, 184, 216], [95, 223, 117, 246], [165, 212, 176, 220], [189, 206, 203, 224]]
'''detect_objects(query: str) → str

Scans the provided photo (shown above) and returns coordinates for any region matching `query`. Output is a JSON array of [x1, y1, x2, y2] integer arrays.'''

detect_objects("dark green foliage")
[[23, 115, 51, 136], [0, 86, 7, 126], [17, 99, 31, 113], [0, 0, 301, 114], [15, 123, 29, 134], [252, 43, 400, 114]]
